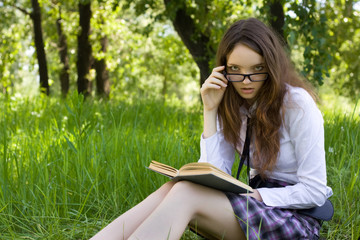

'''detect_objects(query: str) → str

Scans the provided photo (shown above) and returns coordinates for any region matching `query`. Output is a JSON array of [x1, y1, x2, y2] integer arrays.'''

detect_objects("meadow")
[[0, 92, 359, 239]]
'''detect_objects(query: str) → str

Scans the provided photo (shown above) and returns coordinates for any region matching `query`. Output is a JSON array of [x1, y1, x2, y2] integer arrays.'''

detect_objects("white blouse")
[[198, 85, 333, 209]]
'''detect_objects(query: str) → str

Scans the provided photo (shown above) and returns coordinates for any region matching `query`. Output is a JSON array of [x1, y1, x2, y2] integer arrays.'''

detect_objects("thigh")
[[171, 181, 246, 240]]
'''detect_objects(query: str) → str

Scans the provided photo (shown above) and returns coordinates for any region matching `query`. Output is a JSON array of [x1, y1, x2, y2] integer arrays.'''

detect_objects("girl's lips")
[[240, 88, 255, 94]]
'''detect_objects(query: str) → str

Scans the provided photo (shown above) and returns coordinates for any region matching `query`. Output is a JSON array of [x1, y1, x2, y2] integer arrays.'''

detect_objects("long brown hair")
[[217, 18, 316, 178]]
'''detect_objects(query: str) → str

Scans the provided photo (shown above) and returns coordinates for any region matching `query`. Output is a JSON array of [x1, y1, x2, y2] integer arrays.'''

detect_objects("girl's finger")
[[211, 71, 228, 83], [207, 77, 227, 88], [202, 79, 227, 91], [204, 83, 222, 90], [212, 65, 225, 72]]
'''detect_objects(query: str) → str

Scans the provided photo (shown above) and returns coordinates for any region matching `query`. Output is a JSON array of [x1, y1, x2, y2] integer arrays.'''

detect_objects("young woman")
[[91, 18, 333, 240]]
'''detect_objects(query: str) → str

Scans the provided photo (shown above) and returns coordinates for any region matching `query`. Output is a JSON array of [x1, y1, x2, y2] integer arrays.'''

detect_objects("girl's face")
[[226, 43, 267, 105]]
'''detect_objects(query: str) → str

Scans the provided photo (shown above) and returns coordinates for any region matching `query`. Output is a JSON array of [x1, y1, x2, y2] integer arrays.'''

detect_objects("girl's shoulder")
[[282, 85, 323, 127], [283, 84, 317, 109]]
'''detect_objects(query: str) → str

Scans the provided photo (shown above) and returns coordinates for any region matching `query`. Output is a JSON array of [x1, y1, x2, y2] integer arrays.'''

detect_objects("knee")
[[171, 181, 198, 194], [151, 181, 176, 201], [167, 181, 202, 204], [162, 180, 176, 190], [167, 181, 218, 222]]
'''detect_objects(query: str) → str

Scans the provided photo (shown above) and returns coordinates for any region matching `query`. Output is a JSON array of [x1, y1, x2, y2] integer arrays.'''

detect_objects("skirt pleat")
[[225, 191, 321, 240]]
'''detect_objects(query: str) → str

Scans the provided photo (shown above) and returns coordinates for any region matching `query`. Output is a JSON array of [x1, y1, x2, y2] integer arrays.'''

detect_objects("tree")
[[77, 0, 92, 96], [92, 1, 111, 98], [56, 6, 70, 97], [94, 35, 110, 98], [9, 0, 50, 95], [126, 0, 254, 87], [264, 0, 286, 42], [127, 0, 340, 89], [45, 0, 111, 98], [2, 0, 359, 101], [31, 0, 50, 95], [163, 0, 214, 87]]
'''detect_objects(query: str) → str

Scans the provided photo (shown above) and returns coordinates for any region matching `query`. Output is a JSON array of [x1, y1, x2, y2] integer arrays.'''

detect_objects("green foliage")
[[104, 14, 199, 101], [284, 0, 334, 86], [0, 0, 201, 100], [1, 0, 360, 100], [0, 93, 359, 239], [0, 1, 34, 94], [322, 1, 360, 101]]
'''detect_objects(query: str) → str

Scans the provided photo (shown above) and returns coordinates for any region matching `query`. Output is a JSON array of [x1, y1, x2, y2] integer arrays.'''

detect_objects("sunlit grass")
[[319, 82, 360, 117], [0, 92, 359, 239]]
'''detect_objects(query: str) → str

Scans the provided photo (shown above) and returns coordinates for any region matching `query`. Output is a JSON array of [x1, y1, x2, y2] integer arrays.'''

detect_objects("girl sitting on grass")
[[91, 18, 333, 240]]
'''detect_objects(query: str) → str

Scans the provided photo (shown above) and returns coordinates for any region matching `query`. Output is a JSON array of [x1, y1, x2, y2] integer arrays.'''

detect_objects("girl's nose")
[[243, 76, 252, 84]]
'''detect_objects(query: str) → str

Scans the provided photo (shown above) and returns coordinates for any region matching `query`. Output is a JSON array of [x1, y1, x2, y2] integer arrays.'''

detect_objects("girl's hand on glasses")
[[200, 66, 228, 112]]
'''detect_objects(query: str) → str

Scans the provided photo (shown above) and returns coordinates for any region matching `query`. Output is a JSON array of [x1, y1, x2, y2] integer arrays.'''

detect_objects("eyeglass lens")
[[226, 73, 268, 82]]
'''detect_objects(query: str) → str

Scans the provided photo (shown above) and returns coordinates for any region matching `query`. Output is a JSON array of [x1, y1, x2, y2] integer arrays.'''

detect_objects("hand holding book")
[[243, 189, 263, 201]]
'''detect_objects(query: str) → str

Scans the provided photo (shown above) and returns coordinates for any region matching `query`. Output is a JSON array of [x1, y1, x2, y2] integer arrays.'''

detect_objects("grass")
[[0, 91, 359, 239]]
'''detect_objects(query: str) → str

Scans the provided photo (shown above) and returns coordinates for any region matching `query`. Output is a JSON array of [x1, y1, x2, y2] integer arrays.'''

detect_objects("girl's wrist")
[[203, 109, 218, 138], [203, 107, 218, 115], [251, 189, 263, 202]]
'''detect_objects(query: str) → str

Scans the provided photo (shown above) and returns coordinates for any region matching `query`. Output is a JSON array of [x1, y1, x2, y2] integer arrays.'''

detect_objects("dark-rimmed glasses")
[[223, 71, 269, 82]]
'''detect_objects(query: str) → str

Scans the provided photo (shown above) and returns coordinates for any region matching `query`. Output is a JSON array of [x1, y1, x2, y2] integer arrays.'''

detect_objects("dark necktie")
[[236, 117, 251, 183]]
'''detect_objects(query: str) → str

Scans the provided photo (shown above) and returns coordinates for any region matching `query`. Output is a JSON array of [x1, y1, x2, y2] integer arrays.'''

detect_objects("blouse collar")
[[240, 101, 257, 118]]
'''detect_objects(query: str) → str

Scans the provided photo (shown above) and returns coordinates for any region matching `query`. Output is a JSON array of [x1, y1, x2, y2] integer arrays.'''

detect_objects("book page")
[[178, 162, 252, 192], [148, 161, 178, 178]]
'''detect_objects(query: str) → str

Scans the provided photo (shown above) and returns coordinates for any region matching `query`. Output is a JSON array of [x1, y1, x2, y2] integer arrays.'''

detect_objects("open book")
[[148, 160, 253, 194]]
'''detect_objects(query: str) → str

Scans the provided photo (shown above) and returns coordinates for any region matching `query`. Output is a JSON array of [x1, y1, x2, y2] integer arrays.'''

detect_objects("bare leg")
[[90, 181, 175, 240], [128, 181, 245, 240]]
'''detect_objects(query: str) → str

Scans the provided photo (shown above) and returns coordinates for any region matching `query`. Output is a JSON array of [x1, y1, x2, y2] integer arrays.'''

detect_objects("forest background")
[[0, 0, 359, 239]]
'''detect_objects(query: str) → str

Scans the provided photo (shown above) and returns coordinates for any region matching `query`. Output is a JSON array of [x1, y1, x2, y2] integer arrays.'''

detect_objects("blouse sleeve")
[[257, 88, 330, 209], [198, 130, 235, 176]]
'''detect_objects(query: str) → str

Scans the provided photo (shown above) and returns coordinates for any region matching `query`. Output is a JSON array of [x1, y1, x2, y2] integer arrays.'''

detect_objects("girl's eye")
[[229, 66, 239, 71], [254, 66, 264, 71]]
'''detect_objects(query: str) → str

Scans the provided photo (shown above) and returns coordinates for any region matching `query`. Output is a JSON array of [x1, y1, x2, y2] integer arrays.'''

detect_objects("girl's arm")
[[199, 66, 235, 174], [257, 88, 331, 208], [200, 66, 227, 138]]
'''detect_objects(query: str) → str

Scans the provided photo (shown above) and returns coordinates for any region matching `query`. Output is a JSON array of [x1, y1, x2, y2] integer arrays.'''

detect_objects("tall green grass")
[[322, 107, 360, 240], [0, 92, 359, 239]]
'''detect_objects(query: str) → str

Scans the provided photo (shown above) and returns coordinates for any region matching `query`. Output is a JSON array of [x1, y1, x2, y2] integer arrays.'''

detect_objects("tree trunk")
[[265, 0, 286, 42], [345, 0, 353, 17], [94, 36, 110, 98], [56, 7, 70, 97], [163, 0, 214, 87], [77, 2, 92, 96], [31, 0, 49, 95]]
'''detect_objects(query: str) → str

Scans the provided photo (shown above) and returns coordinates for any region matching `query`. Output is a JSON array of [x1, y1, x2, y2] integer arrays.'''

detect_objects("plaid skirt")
[[225, 189, 321, 240]]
